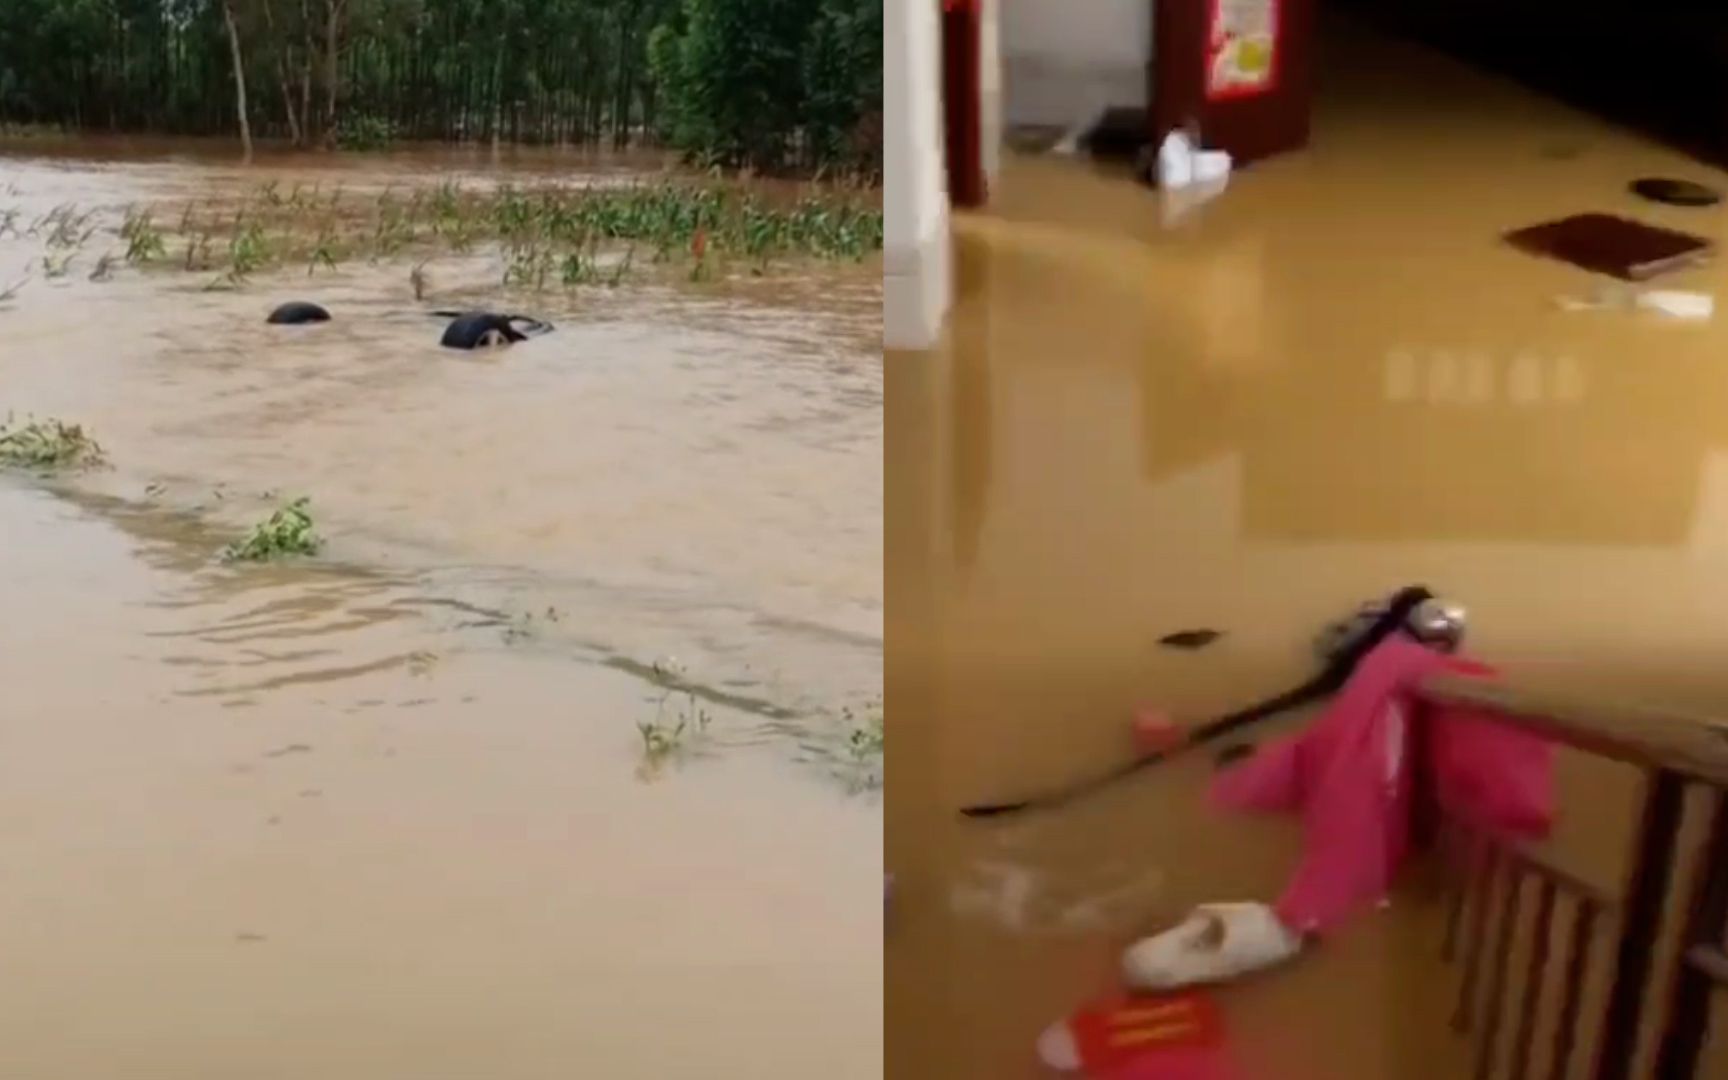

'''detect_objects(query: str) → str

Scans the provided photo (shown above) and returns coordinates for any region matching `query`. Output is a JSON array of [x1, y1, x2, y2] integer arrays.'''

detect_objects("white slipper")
[[1121, 901, 1302, 990], [1035, 1019, 1083, 1072]]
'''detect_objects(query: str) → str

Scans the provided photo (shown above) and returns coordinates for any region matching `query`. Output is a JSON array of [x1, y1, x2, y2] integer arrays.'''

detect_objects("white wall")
[[981, 0, 1003, 182], [1002, 0, 1152, 128], [884, 0, 951, 351]]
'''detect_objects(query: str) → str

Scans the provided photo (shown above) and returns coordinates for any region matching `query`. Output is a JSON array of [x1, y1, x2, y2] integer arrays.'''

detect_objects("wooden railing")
[[1412, 677, 1728, 1080]]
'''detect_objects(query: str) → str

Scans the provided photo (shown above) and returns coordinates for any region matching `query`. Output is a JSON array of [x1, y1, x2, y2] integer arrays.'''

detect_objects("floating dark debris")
[[1158, 628, 1224, 650], [1504, 212, 1712, 281], [1630, 177, 1722, 208]]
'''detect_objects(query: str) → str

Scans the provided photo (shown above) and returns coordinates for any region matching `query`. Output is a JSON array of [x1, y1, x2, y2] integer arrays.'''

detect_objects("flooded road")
[[887, 22, 1728, 1080], [0, 141, 881, 1077]]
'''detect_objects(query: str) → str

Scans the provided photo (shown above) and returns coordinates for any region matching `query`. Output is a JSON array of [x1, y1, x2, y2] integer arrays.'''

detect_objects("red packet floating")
[[1104, 1044, 1239, 1080], [1068, 993, 1223, 1073]]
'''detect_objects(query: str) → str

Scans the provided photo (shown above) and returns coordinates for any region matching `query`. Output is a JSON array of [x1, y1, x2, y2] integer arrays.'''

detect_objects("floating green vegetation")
[[0, 415, 106, 470], [501, 605, 561, 645], [636, 659, 714, 771], [222, 497, 322, 561], [839, 701, 884, 792], [845, 703, 884, 762]]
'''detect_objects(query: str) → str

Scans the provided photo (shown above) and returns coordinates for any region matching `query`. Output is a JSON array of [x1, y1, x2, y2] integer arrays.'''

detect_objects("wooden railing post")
[[1652, 789, 1728, 1078], [1549, 899, 1599, 1080], [1409, 696, 1440, 853], [1509, 877, 1556, 1080], [1593, 770, 1686, 1080], [1412, 678, 1728, 1079]]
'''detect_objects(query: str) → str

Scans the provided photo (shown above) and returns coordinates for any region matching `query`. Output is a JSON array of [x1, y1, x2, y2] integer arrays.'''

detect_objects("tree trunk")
[[261, 0, 303, 145], [300, 0, 317, 143], [280, 61, 303, 145], [489, 38, 503, 153], [612, 0, 641, 148], [221, 0, 254, 163], [322, 0, 344, 147]]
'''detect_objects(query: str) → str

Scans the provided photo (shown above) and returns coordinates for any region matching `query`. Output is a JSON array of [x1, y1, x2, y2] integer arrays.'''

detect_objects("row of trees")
[[0, 0, 881, 173]]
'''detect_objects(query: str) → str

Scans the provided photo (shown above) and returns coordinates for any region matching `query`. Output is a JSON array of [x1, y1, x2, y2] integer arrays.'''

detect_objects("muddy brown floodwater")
[[889, 21, 1728, 1080], [0, 139, 880, 1078]]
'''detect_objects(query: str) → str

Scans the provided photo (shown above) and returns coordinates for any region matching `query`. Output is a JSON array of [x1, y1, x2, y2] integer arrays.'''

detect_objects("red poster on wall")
[[1206, 0, 1280, 101]]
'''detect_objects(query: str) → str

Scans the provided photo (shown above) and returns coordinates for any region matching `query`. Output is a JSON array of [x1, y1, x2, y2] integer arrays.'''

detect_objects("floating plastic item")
[[1120, 903, 1302, 991]]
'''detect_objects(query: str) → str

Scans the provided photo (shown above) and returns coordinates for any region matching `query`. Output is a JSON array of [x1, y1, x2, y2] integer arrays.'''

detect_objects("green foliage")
[[222, 497, 322, 561], [0, 0, 876, 175], [229, 221, 271, 277], [650, 0, 880, 173], [504, 244, 552, 289], [306, 226, 341, 275], [119, 178, 879, 287], [476, 182, 880, 262], [43, 203, 97, 248], [0, 415, 105, 470], [560, 249, 600, 286], [336, 114, 395, 151], [802, 0, 882, 172], [183, 232, 214, 271], [121, 209, 166, 263]]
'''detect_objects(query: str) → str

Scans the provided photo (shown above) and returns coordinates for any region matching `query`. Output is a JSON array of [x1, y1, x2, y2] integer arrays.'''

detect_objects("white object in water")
[[1051, 116, 1090, 156], [1157, 130, 1196, 188], [1558, 283, 1713, 321], [1121, 901, 1303, 990], [1157, 131, 1233, 190], [1192, 149, 1232, 184], [1036, 1020, 1086, 1072], [1155, 131, 1232, 227], [1636, 289, 1714, 321]]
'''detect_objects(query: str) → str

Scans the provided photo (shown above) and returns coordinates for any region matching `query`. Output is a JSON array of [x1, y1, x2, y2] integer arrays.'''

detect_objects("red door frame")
[[942, 0, 986, 207]]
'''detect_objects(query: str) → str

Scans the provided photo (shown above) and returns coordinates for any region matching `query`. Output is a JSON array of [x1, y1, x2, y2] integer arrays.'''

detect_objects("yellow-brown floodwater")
[[888, 23, 1728, 1080], [0, 141, 881, 1078]]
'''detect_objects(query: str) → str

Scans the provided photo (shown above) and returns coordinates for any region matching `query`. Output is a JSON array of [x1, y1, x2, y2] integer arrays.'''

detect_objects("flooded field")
[[888, 22, 1728, 1080], [0, 139, 881, 1078]]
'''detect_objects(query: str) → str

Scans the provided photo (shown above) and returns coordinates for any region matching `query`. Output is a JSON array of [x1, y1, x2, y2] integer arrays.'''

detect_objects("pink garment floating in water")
[[1209, 637, 1554, 937]]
